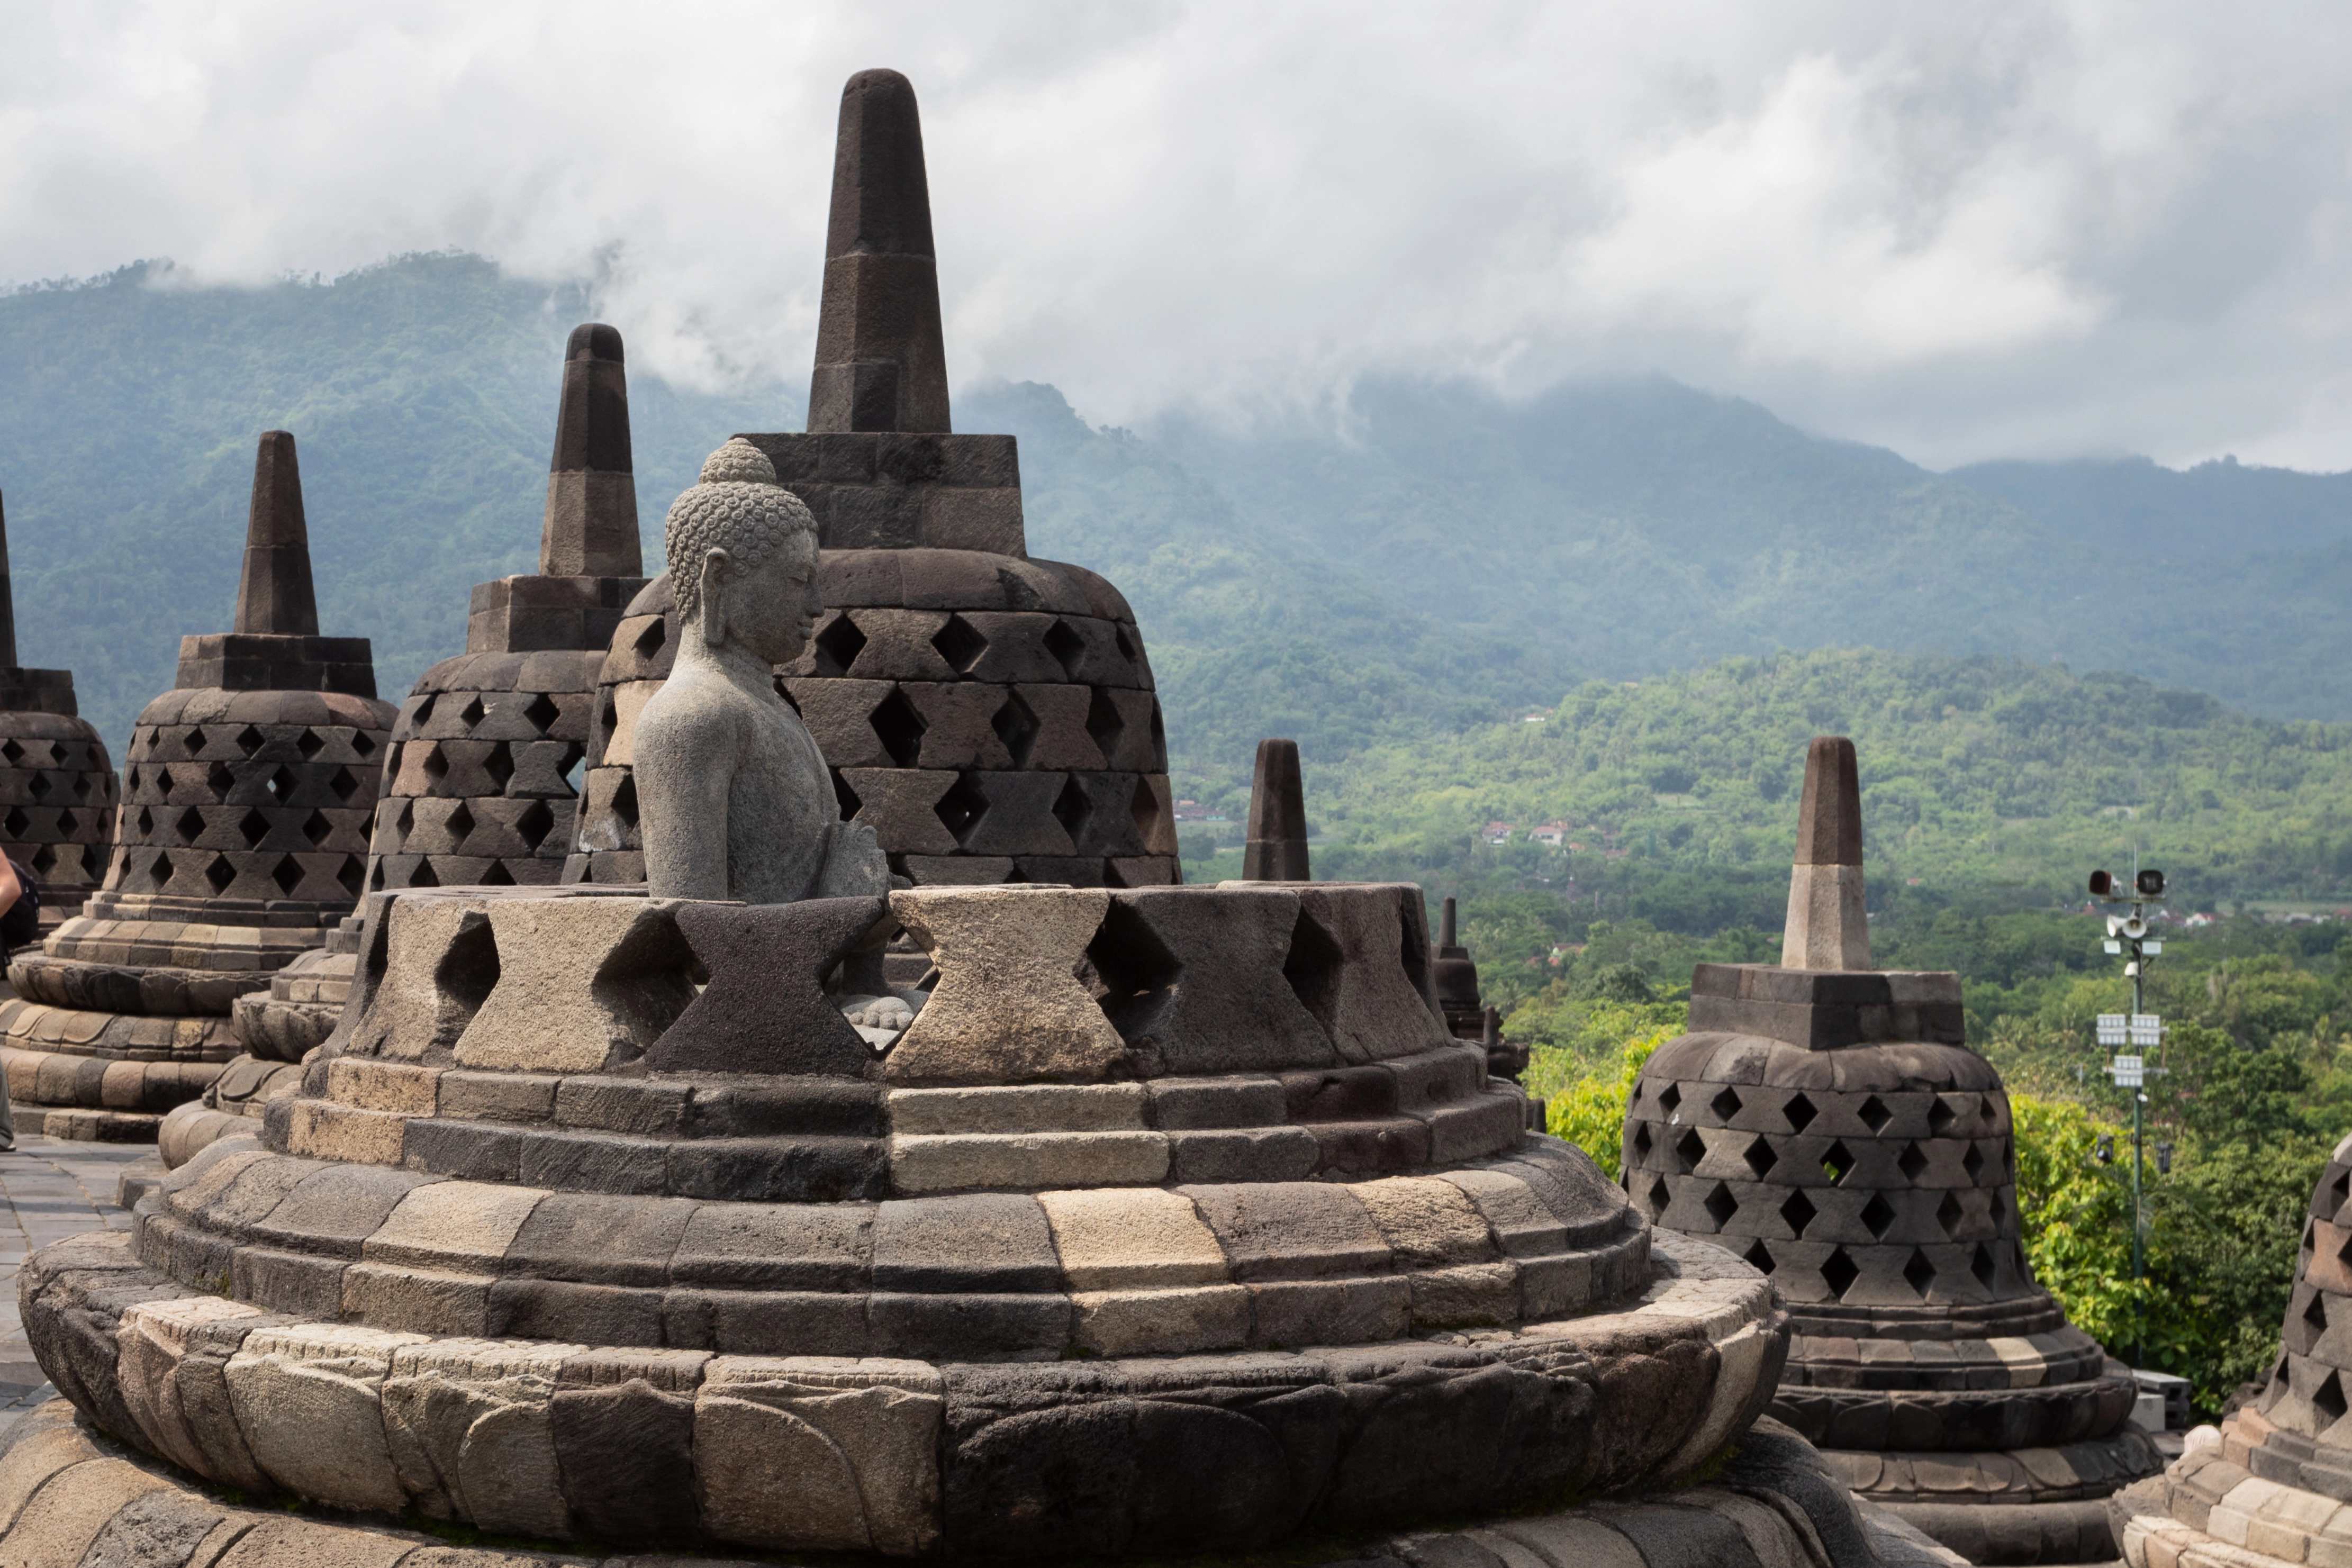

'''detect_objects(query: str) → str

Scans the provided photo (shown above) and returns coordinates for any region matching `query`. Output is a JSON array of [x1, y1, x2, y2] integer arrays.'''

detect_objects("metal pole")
[[2130, 918, 2145, 1369]]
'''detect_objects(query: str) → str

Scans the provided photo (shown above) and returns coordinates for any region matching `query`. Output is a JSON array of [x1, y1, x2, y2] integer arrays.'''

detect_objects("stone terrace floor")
[[0, 1136, 147, 1435]]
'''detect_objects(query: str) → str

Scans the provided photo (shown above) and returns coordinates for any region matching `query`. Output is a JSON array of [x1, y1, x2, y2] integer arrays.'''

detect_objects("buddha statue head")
[[633, 438, 889, 904], [665, 438, 821, 665]]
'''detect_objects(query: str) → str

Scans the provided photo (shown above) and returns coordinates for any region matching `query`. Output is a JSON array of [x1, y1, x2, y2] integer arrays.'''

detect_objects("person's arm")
[[0, 856, 23, 915]]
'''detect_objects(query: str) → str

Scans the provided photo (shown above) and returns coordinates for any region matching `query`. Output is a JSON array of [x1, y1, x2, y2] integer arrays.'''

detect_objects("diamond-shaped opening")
[[1861, 1192, 1897, 1238], [1898, 1141, 1929, 1182], [26, 774, 49, 802], [55, 809, 75, 836], [1711, 1086, 1743, 1121], [446, 801, 476, 846], [1937, 1191, 1965, 1238], [1632, 1123, 1652, 1163], [1988, 1191, 2006, 1228], [71, 775, 91, 801], [516, 800, 555, 853], [929, 614, 985, 675], [28, 844, 53, 875], [484, 746, 515, 791], [1929, 1098, 1957, 1136], [184, 727, 207, 755], [1742, 1239, 1774, 1273], [331, 766, 364, 802], [1821, 1247, 1860, 1300], [1674, 1127, 1706, 1173], [870, 688, 927, 768], [338, 855, 364, 897], [1132, 778, 1164, 847], [409, 857, 441, 889], [1085, 688, 1125, 762], [0, 739, 19, 766], [612, 773, 640, 829], [934, 773, 989, 844], [633, 617, 668, 661], [302, 810, 332, 847], [2309, 1289, 2332, 1340], [235, 724, 265, 757], [298, 728, 326, 759], [1903, 1248, 1937, 1298], [79, 844, 100, 877], [1148, 703, 1168, 767], [0, 807, 23, 837], [1658, 1084, 1682, 1116], [1859, 1095, 1892, 1132], [174, 806, 205, 842], [1052, 776, 1091, 844], [1964, 1144, 1987, 1183], [1646, 1175, 1671, 1216], [1281, 905, 1345, 1030], [458, 695, 486, 728], [832, 769, 862, 820], [2311, 1362, 2349, 1427], [153, 765, 170, 795], [265, 766, 297, 804], [1743, 1135, 1778, 1179], [1971, 1243, 1998, 1291], [135, 807, 153, 837], [148, 850, 174, 885], [480, 859, 516, 886], [522, 692, 561, 734], [1784, 1092, 1817, 1132], [1043, 618, 1085, 678], [2324, 1170, 2351, 1221], [352, 730, 375, 757], [1085, 894, 1187, 1038], [205, 761, 234, 801], [1702, 1181, 1738, 1228], [1822, 1140, 1855, 1185], [411, 694, 438, 732], [1115, 625, 1137, 661], [271, 855, 304, 896], [203, 855, 235, 895], [991, 692, 1039, 768], [1781, 1189, 1818, 1237], [421, 745, 449, 783], [237, 808, 270, 848], [806, 613, 865, 676]]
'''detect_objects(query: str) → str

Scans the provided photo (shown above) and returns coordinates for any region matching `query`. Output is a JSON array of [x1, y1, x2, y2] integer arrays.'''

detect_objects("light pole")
[[2089, 866, 2169, 1367]]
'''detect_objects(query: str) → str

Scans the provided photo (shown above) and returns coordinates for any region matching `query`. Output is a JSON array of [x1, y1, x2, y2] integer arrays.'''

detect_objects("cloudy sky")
[[5, 0, 2350, 470]]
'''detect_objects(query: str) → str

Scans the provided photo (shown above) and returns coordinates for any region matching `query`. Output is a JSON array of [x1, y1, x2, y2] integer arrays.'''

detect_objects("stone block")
[[694, 1356, 945, 1554], [453, 898, 697, 1073], [649, 898, 883, 1076], [399, 1118, 524, 1182], [283, 1099, 409, 1166], [1186, 1182, 1393, 1280], [1039, 1187, 1231, 1290], [1145, 1075, 1287, 1130], [1167, 1127, 1323, 1184], [670, 1199, 873, 1290], [504, 1192, 699, 1285], [1089, 886, 1337, 1075], [341, 1263, 495, 1336], [115, 1296, 268, 1479], [342, 896, 501, 1063], [551, 1348, 708, 1541], [887, 1082, 1147, 1134], [517, 1129, 670, 1194], [936, 1362, 1137, 1557], [891, 1129, 1170, 1192], [1072, 1286, 1253, 1356], [382, 1336, 581, 1537], [665, 1134, 888, 1203], [1354, 1178, 1504, 1267], [1284, 884, 1450, 1063], [223, 1323, 431, 1512], [885, 886, 1126, 1084], [246, 1162, 437, 1257], [0, 1455, 169, 1568], [1250, 1278, 1413, 1347], [362, 1180, 547, 1271]]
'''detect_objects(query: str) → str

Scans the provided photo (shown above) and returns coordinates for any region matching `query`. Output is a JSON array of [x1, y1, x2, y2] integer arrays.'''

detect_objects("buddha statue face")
[[697, 529, 821, 666]]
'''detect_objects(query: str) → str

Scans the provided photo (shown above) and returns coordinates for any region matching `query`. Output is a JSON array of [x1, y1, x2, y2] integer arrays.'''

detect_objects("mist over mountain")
[[3, 251, 2348, 818]]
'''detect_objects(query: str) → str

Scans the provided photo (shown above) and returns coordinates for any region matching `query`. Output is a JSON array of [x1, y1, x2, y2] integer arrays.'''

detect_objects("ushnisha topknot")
[[665, 439, 816, 618]]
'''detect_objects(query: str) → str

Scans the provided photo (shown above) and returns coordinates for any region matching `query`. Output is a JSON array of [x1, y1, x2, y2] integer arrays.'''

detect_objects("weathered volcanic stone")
[[1241, 738, 1309, 882], [0, 489, 116, 922]]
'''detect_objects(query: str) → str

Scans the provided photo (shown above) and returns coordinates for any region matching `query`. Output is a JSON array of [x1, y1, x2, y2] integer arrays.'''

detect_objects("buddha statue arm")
[[636, 695, 736, 901]]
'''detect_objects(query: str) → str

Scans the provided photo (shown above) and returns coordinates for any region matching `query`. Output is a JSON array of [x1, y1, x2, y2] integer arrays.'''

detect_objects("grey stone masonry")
[[1242, 737, 1310, 882], [0, 490, 117, 921]]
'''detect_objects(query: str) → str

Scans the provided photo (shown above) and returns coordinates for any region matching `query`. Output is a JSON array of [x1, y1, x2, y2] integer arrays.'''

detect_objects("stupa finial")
[[807, 68, 951, 434], [0, 488, 17, 669], [542, 323, 642, 577], [1780, 735, 1870, 969], [234, 431, 319, 637], [1241, 738, 1310, 881]]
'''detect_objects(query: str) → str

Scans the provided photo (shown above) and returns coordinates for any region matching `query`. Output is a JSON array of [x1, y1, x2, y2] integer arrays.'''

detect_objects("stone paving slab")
[[0, 1136, 147, 1434]]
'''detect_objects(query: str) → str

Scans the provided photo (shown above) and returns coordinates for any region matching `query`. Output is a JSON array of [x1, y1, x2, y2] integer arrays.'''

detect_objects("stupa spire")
[[1241, 738, 1309, 881], [233, 431, 319, 637], [1779, 735, 1870, 969], [541, 323, 641, 577], [808, 68, 951, 434]]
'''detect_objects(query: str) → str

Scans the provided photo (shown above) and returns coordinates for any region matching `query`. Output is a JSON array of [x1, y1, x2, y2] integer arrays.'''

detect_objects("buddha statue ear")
[[699, 548, 734, 647]]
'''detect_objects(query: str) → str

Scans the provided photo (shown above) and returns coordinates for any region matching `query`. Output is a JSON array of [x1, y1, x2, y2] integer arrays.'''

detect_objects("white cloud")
[[3, 0, 2350, 468]]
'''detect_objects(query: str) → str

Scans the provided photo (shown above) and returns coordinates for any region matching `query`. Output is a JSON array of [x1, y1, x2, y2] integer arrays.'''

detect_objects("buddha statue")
[[635, 439, 890, 903]]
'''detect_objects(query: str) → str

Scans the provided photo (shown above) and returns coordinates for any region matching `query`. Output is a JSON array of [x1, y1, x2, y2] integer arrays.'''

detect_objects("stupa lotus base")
[[0, 1395, 1959, 1568], [2107, 1412, 2352, 1568]]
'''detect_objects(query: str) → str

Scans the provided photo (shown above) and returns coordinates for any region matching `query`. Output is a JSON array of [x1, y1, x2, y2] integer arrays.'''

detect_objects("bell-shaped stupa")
[[2110, 1134, 2352, 1568], [565, 68, 1181, 891], [0, 487, 117, 927], [1623, 737, 2163, 1564], [1, 433, 393, 1140]]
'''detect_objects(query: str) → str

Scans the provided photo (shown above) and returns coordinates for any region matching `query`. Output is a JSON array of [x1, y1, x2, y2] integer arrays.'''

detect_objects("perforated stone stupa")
[[1623, 737, 2161, 1564], [2109, 1133, 2352, 1568], [565, 68, 1179, 890], [1, 432, 393, 1140], [0, 487, 116, 927]]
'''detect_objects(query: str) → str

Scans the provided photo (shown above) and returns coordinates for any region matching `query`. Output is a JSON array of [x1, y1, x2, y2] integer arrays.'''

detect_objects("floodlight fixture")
[[2089, 869, 2114, 896]]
